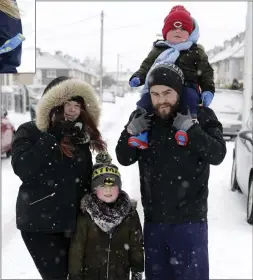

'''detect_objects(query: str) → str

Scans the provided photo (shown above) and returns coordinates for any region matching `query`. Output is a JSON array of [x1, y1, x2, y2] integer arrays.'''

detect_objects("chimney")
[[36, 48, 41, 56], [55, 50, 62, 56], [223, 40, 230, 48]]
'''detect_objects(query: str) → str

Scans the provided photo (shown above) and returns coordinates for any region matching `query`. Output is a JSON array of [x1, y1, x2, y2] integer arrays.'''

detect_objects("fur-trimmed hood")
[[35, 79, 101, 132]]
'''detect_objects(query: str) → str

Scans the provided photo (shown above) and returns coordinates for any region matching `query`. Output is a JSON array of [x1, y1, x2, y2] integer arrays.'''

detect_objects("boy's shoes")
[[175, 130, 188, 146], [128, 131, 149, 149]]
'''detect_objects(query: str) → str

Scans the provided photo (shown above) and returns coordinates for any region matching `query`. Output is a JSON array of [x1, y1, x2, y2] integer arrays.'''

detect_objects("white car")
[[102, 91, 116, 103], [209, 89, 243, 140]]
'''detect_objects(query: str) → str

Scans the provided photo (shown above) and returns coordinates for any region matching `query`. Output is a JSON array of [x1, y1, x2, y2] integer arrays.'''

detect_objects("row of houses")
[[15, 48, 99, 87], [2, 48, 132, 89], [1, 48, 133, 112], [207, 32, 245, 88]]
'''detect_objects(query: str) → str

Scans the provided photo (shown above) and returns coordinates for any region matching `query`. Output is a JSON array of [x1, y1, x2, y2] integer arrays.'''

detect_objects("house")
[[54, 51, 98, 87], [12, 48, 99, 87], [207, 32, 245, 88], [1, 74, 14, 111], [106, 69, 133, 93]]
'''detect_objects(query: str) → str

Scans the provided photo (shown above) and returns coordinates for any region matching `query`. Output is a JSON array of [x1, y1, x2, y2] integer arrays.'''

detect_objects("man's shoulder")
[[198, 106, 221, 125], [128, 108, 146, 121]]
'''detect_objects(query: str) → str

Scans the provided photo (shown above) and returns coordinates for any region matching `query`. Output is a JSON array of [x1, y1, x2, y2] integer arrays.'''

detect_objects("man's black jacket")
[[116, 107, 226, 224]]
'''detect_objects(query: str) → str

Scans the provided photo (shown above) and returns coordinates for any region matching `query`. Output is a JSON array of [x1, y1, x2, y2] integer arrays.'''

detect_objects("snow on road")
[[1, 93, 252, 279]]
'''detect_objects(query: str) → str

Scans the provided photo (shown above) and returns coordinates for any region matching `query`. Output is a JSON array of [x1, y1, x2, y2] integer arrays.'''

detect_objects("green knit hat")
[[91, 152, 122, 191]]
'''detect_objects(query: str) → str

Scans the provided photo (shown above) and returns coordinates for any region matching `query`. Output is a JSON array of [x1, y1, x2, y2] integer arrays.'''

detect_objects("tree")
[[96, 75, 116, 88]]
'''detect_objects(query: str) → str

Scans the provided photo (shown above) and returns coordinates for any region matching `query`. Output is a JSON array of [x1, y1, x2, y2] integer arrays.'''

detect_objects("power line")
[[37, 14, 100, 33], [38, 18, 161, 41]]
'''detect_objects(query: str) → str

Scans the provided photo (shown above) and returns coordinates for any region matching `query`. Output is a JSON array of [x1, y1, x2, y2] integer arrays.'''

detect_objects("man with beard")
[[115, 63, 226, 280]]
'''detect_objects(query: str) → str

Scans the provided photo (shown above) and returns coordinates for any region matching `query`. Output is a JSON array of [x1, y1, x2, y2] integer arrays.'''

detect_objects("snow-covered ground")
[[16, 0, 36, 73], [1, 93, 252, 279]]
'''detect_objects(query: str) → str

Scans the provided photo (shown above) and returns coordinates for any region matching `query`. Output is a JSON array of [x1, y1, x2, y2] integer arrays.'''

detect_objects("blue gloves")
[[129, 77, 141, 87], [201, 91, 214, 107]]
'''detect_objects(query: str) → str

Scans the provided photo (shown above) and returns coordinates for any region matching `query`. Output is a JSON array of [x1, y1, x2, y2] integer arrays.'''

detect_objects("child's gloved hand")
[[129, 77, 141, 87], [201, 91, 214, 107]]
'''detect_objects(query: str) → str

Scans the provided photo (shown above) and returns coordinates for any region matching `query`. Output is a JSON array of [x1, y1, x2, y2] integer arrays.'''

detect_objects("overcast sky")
[[36, 1, 247, 72]]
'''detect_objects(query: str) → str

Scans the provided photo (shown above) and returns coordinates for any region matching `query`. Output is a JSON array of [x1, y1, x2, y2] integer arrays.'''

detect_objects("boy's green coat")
[[130, 41, 215, 93]]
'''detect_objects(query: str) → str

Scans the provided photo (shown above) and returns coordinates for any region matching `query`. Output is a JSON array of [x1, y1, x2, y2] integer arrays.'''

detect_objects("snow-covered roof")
[[209, 41, 244, 64], [1, 86, 13, 93], [232, 45, 245, 58], [55, 53, 98, 77], [36, 51, 69, 69]]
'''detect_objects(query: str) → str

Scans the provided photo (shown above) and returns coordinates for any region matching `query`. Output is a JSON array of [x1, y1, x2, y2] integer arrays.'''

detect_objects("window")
[[239, 60, 244, 72], [247, 110, 253, 130], [46, 70, 56, 78], [225, 60, 230, 72]]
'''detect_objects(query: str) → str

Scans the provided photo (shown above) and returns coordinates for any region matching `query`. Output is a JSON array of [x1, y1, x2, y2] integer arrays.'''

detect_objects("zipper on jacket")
[[106, 232, 113, 280], [29, 192, 55, 205]]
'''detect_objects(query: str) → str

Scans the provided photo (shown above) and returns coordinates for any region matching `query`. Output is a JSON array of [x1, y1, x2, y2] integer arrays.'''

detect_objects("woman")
[[12, 76, 106, 280], [0, 0, 24, 73]]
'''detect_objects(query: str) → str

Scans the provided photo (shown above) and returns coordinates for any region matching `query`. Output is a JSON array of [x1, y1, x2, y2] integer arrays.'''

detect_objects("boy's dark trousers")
[[144, 222, 209, 280], [136, 84, 201, 116], [21, 231, 71, 280]]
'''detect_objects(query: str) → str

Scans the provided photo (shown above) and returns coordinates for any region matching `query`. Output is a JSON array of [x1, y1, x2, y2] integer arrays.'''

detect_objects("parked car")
[[230, 108, 253, 224], [1, 111, 15, 157], [210, 90, 243, 140], [102, 91, 116, 103]]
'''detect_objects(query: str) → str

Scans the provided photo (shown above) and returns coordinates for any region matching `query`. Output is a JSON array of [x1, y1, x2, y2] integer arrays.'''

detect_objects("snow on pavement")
[[1, 93, 252, 279]]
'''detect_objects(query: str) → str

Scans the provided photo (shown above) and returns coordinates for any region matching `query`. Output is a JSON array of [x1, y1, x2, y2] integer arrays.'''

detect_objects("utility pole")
[[99, 10, 104, 103], [116, 54, 120, 96], [243, 1, 253, 124]]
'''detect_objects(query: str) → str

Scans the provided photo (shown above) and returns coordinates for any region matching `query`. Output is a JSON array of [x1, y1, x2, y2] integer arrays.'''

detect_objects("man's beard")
[[153, 101, 179, 119]]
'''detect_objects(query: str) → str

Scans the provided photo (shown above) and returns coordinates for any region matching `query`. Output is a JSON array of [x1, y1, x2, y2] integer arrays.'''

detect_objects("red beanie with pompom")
[[162, 5, 193, 39]]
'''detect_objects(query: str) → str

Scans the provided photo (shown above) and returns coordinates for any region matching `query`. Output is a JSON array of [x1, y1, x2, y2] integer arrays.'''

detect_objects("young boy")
[[68, 152, 144, 280], [129, 5, 215, 148]]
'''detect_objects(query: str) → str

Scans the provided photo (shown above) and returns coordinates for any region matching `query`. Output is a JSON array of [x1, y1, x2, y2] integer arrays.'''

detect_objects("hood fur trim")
[[35, 79, 101, 132]]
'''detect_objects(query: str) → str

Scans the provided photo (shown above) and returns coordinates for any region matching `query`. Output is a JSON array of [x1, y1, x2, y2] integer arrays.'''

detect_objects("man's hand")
[[127, 109, 152, 135], [173, 109, 194, 132]]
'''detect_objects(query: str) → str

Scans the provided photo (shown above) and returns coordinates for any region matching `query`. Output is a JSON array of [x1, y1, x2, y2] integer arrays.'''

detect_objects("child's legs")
[[180, 86, 200, 116], [144, 223, 173, 280], [136, 92, 154, 114], [166, 222, 209, 280]]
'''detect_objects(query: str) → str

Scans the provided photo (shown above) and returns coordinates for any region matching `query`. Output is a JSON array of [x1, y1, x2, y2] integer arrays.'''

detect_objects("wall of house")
[[212, 57, 244, 87], [13, 74, 35, 85], [41, 69, 70, 85]]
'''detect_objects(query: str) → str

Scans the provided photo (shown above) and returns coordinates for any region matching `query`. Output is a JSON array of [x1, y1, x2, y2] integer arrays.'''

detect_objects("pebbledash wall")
[[207, 32, 245, 88]]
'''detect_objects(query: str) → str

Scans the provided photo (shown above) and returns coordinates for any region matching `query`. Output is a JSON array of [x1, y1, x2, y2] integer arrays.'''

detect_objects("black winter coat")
[[116, 107, 226, 224], [12, 121, 92, 232], [12, 78, 101, 233], [0, 0, 23, 73], [130, 41, 215, 93]]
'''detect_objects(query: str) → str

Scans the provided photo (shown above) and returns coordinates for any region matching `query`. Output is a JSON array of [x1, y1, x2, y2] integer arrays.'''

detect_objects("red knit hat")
[[162, 5, 194, 39]]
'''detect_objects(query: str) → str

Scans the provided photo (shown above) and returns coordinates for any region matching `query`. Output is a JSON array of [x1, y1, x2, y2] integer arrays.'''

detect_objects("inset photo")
[[0, 0, 35, 73]]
